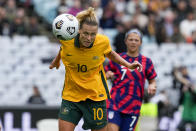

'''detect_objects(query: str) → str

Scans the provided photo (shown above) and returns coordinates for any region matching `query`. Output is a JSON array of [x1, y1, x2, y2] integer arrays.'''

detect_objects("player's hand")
[[128, 61, 142, 72], [106, 71, 115, 80], [148, 85, 156, 96], [49, 60, 60, 69]]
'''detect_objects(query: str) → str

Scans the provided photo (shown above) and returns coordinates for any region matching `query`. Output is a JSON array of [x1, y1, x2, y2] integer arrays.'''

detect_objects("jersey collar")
[[74, 34, 94, 48]]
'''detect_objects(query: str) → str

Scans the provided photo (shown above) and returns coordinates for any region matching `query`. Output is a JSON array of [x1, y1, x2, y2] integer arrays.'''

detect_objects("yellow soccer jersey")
[[60, 34, 112, 102]]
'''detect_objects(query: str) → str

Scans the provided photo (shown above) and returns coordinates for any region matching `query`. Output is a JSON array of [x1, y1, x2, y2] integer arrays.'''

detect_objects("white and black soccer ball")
[[52, 13, 79, 40]]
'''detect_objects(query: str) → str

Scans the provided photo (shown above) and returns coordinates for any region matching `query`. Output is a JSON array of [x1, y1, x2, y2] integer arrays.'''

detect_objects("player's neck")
[[126, 51, 139, 57]]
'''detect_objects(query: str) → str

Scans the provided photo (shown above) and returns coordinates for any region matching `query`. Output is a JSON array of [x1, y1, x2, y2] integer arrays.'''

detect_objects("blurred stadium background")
[[0, 0, 196, 131]]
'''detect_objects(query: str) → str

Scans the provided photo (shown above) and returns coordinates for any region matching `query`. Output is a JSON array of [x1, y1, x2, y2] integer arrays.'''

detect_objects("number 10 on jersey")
[[77, 64, 87, 72]]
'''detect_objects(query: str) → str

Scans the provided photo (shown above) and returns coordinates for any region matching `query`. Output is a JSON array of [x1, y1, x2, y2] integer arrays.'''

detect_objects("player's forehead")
[[127, 33, 140, 39], [125, 29, 142, 41], [81, 23, 98, 32]]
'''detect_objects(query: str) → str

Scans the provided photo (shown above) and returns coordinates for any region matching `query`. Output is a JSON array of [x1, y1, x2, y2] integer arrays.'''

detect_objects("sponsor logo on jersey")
[[99, 94, 104, 97], [66, 53, 72, 56]]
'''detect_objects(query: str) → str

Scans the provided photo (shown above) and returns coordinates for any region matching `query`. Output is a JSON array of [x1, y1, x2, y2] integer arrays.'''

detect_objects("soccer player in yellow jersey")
[[49, 7, 142, 131]]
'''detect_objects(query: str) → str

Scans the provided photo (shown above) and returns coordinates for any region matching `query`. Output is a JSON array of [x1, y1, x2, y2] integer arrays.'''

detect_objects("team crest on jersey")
[[55, 20, 64, 29], [65, 14, 74, 21], [66, 27, 75, 35], [93, 56, 99, 60]]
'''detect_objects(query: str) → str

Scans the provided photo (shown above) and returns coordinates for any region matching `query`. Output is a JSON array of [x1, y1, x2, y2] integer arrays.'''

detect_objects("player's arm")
[[147, 79, 156, 96], [105, 51, 142, 71], [49, 49, 61, 69]]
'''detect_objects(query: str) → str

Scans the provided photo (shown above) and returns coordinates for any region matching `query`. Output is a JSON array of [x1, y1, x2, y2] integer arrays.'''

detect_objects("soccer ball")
[[52, 13, 79, 40]]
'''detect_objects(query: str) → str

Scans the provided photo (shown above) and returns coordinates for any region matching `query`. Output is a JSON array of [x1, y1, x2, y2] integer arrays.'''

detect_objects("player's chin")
[[151, 91, 156, 96], [129, 47, 136, 51], [149, 90, 156, 96], [84, 43, 91, 47]]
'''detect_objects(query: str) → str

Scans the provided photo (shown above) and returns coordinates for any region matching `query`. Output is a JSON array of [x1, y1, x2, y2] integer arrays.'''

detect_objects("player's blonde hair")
[[76, 7, 98, 29]]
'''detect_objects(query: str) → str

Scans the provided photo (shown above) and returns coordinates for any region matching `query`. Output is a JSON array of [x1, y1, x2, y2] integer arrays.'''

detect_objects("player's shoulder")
[[140, 54, 149, 59], [59, 39, 74, 45], [96, 34, 110, 41], [140, 54, 153, 63]]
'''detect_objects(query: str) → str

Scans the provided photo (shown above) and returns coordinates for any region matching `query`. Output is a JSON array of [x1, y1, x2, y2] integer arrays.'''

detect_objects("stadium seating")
[[0, 36, 62, 106], [141, 42, 196, 91]]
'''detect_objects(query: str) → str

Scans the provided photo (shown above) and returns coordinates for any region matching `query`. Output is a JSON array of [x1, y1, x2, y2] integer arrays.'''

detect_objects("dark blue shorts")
[[107, 108, 139, 131]]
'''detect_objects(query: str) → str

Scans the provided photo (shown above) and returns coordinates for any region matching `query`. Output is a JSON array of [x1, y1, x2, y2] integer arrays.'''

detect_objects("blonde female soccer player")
[[49, 7, 142, 131]]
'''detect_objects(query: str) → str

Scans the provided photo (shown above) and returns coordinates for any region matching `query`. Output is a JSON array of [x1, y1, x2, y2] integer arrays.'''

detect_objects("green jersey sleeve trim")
[[100, 70, 110, 99]]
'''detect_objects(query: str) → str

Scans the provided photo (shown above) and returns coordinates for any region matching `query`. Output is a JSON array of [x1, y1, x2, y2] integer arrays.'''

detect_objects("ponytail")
[[76, 7, 98, 29]]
